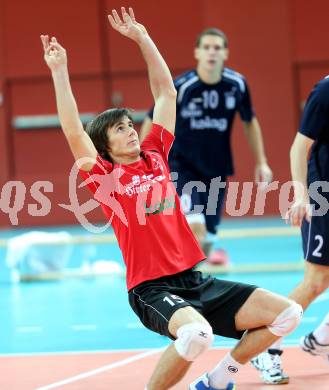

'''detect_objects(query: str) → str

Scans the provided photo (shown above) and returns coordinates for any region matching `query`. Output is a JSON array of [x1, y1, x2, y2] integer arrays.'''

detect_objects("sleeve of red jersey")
[[141, 123, 175, 161], [79, 155, 113, 193]]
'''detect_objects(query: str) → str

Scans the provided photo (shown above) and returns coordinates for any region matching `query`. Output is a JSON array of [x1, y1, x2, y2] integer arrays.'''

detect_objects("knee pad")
[[267, 303, 303, 337], [174, 322, 214, 362]]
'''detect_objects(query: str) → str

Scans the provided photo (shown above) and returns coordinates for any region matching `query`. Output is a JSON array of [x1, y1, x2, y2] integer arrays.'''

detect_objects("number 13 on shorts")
[[163, 295, 185, 306]]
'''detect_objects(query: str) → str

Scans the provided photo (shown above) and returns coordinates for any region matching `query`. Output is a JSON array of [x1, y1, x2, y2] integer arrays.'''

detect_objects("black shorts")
[[171, 166, 226, 234], [301, 179, 329, 265], [129, 268, 257, 340], [301, 213, 329, 265]]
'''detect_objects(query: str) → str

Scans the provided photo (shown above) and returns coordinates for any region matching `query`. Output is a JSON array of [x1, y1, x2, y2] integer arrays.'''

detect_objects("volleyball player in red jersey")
[[41, 7, 303, 390]]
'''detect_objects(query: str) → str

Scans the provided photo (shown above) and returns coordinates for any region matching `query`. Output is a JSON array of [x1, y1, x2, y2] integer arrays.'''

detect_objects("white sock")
[[269, 338, 283, 351], [313, 312, 329, 345], [208, 352, 242, 389]]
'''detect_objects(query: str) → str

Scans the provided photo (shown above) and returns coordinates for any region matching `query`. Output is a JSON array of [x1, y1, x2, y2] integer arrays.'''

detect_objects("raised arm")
[[40, 35, 97, 171], [108, 7, 176, 134], [139, 115, 153, 142]]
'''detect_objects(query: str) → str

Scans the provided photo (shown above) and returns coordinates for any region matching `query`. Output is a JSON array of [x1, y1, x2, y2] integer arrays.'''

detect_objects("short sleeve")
[[79, 155, 113, 193], [299, 80, 329, 140], [141, 123, 175, 162], [238, 78, 255, 122]]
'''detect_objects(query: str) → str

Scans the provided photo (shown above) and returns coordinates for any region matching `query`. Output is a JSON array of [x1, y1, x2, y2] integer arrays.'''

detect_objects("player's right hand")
[[108, 7, 148, 43], [40, 35, 67, 70], [285, 197, 311, 227]]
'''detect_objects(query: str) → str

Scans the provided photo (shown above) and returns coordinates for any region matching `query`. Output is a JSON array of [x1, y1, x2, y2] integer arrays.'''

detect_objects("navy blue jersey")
[[148, 67, 255, 178], [299, 76, 329, 181]]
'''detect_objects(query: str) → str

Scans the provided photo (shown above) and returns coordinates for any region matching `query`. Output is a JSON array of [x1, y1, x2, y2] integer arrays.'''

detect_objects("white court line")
[[126, 322, 144, 329], [0, 339, 305, 359], [17, 326, 43, 333], [0, 348, 155, 357], [71, 324, 97, 331], [35, 348, 162, 390]]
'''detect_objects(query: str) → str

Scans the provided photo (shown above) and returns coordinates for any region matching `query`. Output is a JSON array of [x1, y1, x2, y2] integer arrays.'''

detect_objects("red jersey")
[[80, 124, 205, 290]]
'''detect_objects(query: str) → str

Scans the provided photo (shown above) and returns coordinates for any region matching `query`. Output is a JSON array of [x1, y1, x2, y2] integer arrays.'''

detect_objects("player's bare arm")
[[286, 132, 314, 226], [40, 35, 97, 171], [139, 116, 153, 143], [243, 117, 273, 184], [109, 7, 176, 134]]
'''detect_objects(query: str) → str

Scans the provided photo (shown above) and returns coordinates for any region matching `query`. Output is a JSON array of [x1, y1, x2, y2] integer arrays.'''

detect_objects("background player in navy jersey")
[[252, 76, 329, 384], [41, 9, 302, 390], [140, 27, 272, 260]]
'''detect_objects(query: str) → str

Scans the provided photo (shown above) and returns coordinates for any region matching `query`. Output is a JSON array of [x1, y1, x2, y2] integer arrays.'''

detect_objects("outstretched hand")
[[108, 7, 147, 43], [40, 35, 67, 71]]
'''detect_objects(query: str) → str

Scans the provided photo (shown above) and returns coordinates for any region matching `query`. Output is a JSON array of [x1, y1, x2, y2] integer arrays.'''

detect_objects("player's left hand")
[[255, 163, 273, 188], [108, 7, 148, 43], [41, 35, 67, 71]]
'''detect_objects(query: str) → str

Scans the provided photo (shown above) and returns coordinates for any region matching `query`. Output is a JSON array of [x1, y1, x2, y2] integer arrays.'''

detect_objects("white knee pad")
[[267, 303, 303, 337], [174, 322, 214, 362]]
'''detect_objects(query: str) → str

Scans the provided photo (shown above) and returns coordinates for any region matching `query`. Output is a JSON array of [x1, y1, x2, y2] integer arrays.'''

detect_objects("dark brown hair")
[[196, 28, 228, 48], [85, 108, 133, 162]]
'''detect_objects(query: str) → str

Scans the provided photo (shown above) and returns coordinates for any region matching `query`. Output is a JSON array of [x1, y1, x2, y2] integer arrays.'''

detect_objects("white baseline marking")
[[17, 326, 43, 333], [35, 348, 162, 390], [71, 324, 97, 331], [126, 322, 144, 329]]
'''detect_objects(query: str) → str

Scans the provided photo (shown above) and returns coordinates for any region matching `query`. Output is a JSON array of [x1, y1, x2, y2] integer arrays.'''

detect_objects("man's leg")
[[205, 289, 302, 389], [178, 174, 227, 258], [254, 261, 329, 376], [146, 344, 191, 390], [187, 218, 224, 260], [202, 178, 227, 258], [290, 262, 329, 359], [252, 211, 329, 384], [146, 306, 213, 390], [288, 261, 329, 309], [232, 289, 301, 361], [189, 219, 207, 249], [176, 168, 209, 253]]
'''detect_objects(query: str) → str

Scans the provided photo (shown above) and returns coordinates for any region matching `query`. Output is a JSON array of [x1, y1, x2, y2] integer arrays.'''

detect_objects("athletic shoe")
[[251, 349, 289, 384], [189, 373, 236, 390], [300, 332, 329, 360], [206, 248, 230, 266]]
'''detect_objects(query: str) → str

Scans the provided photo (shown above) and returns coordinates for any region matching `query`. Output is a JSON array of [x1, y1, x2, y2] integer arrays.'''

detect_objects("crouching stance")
[[41, 7, 302, 390], [136, 271, 303, 390]]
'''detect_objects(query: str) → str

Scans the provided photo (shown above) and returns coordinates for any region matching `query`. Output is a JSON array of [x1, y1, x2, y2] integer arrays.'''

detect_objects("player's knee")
[[267, 302, 303, 337], [174, 322, 214, 361]]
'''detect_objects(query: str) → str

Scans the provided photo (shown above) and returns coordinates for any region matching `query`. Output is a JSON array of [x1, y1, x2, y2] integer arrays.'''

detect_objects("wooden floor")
[[1, 347, 328, 389]]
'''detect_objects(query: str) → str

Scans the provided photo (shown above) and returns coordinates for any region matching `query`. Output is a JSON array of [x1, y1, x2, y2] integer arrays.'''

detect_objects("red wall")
[[0, 0, 328, 227], [0, 0, 9, 180]]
